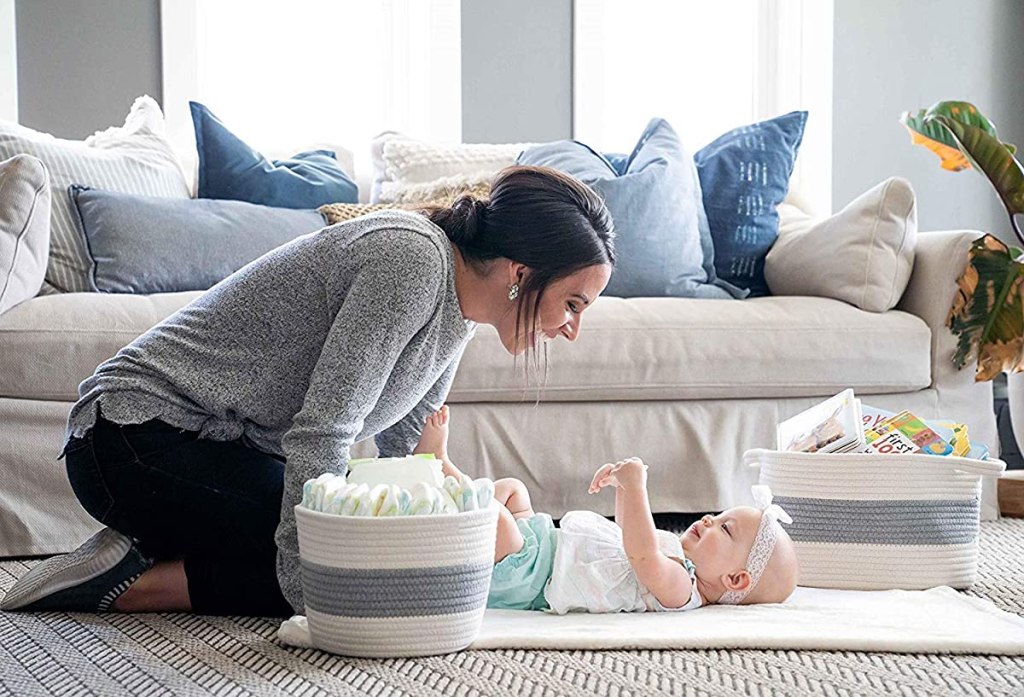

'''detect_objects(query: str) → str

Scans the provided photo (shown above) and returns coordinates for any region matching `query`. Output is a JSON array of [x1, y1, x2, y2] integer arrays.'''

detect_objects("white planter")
[[1006, 371, 1024, 457]]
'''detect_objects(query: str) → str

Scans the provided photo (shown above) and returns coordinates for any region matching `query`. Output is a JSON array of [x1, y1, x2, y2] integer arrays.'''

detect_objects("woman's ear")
[[508, 262, 529, 287]]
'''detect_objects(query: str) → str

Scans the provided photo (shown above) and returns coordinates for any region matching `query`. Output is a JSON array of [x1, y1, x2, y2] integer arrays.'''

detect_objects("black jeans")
[[63, 411, 294, 617]]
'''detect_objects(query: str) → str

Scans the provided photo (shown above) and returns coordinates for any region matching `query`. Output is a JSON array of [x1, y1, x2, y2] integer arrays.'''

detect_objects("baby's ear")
[[723, 570, 752, 593]]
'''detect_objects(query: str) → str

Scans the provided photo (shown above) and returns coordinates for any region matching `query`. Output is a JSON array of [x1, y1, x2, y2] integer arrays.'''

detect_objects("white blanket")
[[278, 586, 1024, 655]]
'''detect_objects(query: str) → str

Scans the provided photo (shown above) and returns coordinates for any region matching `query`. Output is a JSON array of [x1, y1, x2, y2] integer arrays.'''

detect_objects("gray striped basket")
[[744, 448, 1006, 590], [294, 504, 498, 657]]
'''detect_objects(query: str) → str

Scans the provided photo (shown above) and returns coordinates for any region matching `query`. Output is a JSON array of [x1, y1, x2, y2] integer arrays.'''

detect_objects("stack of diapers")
[[745, 448, 1006, 590], [301, 466, 494, 517], [294, 455, 499, 657]]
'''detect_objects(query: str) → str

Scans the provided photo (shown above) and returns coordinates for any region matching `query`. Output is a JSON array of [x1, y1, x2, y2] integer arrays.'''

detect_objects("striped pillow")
[[745, 448, 1004, 590], [0, 96, 189, 292]]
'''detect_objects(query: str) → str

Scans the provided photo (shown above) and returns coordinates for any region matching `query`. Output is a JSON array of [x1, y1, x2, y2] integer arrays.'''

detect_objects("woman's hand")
[[588, 457, 648, 494]]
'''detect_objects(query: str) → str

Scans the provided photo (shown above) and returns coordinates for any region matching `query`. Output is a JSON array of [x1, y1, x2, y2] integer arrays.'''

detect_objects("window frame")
[[573, 0, 834, 215], [159, 0, 462, 194]]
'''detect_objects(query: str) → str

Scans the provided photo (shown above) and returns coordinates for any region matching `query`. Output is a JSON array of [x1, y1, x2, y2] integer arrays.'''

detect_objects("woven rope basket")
[[744, 448, 1005, 590], [294, 504, 498, 657]]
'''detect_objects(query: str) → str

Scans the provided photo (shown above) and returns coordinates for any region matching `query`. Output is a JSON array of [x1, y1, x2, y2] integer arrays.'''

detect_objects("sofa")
[[0, 217, 999, 557]]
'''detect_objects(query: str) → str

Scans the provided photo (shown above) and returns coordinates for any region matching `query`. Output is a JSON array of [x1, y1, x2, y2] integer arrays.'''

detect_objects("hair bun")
[[451, 195, 488, 248]]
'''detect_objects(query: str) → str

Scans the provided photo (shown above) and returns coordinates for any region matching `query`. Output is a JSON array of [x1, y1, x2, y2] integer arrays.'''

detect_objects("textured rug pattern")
[[1, 517, 1022, 697]]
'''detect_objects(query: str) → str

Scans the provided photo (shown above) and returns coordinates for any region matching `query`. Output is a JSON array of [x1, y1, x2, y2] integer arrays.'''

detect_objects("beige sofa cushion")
[[451, 296, 931, 401], [766, 177, 918, 312], [0, 291, 202, 401], [0, 291, 932, 403]]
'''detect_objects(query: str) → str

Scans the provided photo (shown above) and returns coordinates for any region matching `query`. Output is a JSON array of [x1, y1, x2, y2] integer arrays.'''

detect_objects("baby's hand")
[[588, 462, 616, 493], [588, 457, 648, 493]]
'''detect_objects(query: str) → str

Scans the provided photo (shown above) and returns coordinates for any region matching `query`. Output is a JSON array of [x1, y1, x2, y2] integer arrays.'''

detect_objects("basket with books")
[[747, 389, 1005, 590]]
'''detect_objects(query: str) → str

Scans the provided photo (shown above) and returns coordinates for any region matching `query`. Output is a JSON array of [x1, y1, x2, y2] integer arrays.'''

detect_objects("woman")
[[1, 166, 615, 617]]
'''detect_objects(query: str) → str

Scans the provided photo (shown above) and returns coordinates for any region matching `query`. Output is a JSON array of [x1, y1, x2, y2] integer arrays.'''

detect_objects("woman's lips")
[[688, 524, 700, 539]]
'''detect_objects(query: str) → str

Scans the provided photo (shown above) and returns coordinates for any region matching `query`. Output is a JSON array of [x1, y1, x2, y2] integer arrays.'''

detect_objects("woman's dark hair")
[[421, 165, 616, 381]]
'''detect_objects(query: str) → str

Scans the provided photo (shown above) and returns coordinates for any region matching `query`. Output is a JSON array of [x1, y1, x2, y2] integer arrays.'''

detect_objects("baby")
[[414, 406, 799, 613]]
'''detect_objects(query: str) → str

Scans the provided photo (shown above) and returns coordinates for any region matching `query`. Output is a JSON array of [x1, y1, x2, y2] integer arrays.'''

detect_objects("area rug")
[[3, 517, 1023, 696]]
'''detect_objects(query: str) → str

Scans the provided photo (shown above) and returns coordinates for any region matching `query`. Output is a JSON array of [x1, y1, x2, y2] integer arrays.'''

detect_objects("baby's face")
[[679, 506, 762, 586]]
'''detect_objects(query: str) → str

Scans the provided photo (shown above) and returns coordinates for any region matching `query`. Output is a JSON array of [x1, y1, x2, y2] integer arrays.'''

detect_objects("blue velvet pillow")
[[694, 111, 807, 296], [518, 119, 745, 299], [191, 101, 358, 208], [70, 185, 327, 293]]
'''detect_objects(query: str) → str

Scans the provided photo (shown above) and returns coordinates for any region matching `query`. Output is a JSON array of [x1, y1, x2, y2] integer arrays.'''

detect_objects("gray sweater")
[[66, 210, 477, 613]]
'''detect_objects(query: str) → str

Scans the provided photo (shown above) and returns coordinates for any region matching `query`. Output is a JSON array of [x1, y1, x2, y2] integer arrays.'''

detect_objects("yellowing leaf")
[[905, 126, 971, 171], [947, 235, 1024, 380]]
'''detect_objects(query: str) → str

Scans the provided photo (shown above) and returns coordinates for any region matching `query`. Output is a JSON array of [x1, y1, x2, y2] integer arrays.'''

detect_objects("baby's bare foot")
[[414, 405, 450, 461]]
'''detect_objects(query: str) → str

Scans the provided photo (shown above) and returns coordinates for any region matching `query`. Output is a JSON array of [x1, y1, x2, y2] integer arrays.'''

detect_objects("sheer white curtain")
[[0, 0, 16, 122], [161, 0, 461, 197], [574, 0, 833, 215]]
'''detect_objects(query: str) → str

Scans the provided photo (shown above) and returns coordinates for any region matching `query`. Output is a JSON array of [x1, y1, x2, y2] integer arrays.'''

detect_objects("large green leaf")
[[901, 101, 1015, 171], [947, 234, 1024, 380], [927, 114, 1024, 228]]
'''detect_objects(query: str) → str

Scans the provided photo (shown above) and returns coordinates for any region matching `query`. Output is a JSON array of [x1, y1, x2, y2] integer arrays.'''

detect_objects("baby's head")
[[680, 496, 799, 606]]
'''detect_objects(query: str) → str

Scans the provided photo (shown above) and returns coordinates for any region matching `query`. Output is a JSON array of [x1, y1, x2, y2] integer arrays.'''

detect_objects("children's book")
[[865, 410, 955, 456], [928, 420, 971, 457], [777, 389, 865, 454], [861, 404, 976, 458]]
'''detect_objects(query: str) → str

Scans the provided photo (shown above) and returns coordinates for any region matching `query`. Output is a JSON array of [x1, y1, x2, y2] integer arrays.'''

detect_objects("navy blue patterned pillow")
[[695, 111, 807, 296], [191, 101, 358, 208]]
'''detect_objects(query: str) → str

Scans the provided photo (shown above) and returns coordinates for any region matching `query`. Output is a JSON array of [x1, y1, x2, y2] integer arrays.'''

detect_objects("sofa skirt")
[[0, 389, 1000, 557]]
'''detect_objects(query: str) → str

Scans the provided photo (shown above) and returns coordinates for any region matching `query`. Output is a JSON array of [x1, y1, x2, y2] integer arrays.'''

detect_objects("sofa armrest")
[[898, 230, 1000, 516], [897, 229, 984, 388]]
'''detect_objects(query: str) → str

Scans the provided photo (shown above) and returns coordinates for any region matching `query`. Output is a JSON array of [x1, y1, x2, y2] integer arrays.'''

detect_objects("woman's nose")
[[562, 316, 580, 342], [701, 515, 713, 527]]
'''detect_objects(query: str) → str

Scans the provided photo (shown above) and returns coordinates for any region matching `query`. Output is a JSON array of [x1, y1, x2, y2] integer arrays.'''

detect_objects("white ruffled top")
[[545, 510, 703, 614]]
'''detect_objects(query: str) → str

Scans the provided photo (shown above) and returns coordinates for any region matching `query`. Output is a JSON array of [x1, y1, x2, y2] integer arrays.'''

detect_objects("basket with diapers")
[[294, 455, 498, 657], [745, 390, 1006, 590]]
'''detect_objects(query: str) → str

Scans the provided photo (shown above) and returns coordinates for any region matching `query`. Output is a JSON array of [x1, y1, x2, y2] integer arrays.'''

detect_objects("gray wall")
[[14, 0, 161, 140], [13, 0, 1023, 241], [461, 0, 572, 143], [833, 0, 1024, 243]]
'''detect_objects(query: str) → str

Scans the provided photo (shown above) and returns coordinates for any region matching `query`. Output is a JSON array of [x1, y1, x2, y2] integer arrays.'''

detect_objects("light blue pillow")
[[70, 186, 327, 293], [695, 111, 808, 296], [518, 119, 745, 299], [191, 101, 358, 208]]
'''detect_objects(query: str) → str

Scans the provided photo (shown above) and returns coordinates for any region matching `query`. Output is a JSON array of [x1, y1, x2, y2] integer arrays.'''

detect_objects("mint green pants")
[[487, 513, 558, 611]]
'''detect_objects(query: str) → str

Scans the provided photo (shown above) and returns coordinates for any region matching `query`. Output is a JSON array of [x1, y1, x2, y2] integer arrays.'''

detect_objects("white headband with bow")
[[717, 485, 793, 606]]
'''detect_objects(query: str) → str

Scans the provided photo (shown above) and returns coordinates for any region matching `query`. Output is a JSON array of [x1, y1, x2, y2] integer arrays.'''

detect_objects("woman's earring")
[[508, 283, 520, 301]]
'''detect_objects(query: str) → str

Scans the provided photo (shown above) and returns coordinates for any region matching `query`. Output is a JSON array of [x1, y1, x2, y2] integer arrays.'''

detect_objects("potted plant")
[[901, 101, 1024, 506]]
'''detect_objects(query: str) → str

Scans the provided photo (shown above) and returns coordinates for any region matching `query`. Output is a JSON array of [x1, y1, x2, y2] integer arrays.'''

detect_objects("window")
[[161, 0, 461, 192], [0, 0, 15, 122], [574, 0, 833, 215]]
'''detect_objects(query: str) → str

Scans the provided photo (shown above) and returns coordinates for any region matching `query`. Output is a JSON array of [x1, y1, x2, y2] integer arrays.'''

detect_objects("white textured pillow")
[[370, 132, 534, 203], [766, 177, 917, 312], [0, 155, 50, 314], [0, 96, 189, 292]]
